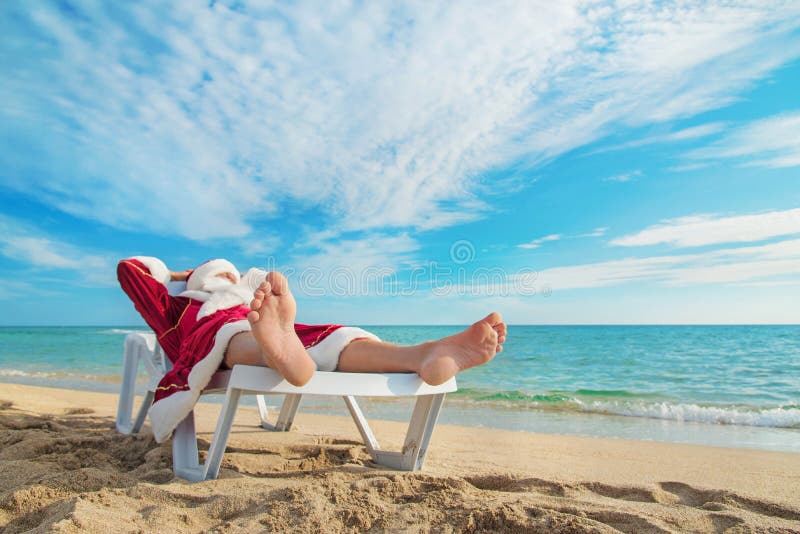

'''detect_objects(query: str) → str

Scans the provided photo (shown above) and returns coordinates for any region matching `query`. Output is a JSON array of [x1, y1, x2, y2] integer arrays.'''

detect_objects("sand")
[[0, 383, 798, 533]]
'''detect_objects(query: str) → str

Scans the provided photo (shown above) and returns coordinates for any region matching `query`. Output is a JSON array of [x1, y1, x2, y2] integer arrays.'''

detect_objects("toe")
[[498, 335, 506, 344], [482, 311, 503, 326], [496, 344, 503, 353], [251, 283, 272, 309], [253, 282, 272, 308], [247, 310, 260, 324], [266, 272, 289, 295], [492, 325, 505, 339]]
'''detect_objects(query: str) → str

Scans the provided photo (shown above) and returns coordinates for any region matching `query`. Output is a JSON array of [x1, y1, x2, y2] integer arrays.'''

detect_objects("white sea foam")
[[577, 400, 800, 429], [0, 369, 50, 377], [0, 368, 123, 383]]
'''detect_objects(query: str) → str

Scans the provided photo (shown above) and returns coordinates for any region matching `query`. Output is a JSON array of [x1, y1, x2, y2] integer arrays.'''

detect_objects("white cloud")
[[688, 110, 800, 168], [660, 123, 727, 142], [0, 217, 114, 285], [603, 170, 642, 182], [611, 208, 800, 248], [2, 2, 799, 244], [592, 122, 726, 154], [517, 233, 562, 250], [0, 280, 31, 300], [237, 235, 282, 260], [512, 238, 800, 291], [291, 232, 419, 277], [518, 227, 607, 249], [667, 162, 712, 172], [735, 280, 800, 287], [578, 227, 608, 238]]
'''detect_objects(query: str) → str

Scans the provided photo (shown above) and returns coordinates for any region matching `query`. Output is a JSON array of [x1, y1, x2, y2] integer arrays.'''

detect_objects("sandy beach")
[[1, 383, 798, 533]]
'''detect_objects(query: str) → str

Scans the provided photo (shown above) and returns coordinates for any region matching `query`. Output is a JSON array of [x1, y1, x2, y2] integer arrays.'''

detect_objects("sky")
[[1, 0, 799, 326]]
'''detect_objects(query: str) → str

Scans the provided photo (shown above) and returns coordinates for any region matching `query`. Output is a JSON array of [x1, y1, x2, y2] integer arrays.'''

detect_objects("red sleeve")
[[117, 258, 178, 340]]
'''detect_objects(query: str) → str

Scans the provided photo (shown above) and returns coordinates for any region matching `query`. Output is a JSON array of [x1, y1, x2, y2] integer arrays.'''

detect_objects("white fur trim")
[[307, 327, 380, 372], [177, 283, 253, 320], [187, 259, 239, 291], [130, 256, 170, 286], [147, 319, 251, 443], [176, 289, 209, 301], [147, 389, 195, 444]]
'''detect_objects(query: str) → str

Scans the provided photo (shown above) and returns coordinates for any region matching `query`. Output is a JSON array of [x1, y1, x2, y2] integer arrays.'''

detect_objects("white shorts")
[[306, 327, 380, 371]]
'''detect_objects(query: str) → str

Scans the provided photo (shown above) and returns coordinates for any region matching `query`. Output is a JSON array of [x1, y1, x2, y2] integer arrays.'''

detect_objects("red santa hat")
[[186, 259, 240, 291]]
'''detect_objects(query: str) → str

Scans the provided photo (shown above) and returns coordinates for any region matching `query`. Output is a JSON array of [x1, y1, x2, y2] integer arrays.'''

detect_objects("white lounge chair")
[[117, 332, 456, 482]]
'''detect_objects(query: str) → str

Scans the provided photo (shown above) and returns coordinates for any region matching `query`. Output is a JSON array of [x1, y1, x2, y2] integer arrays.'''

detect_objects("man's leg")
[[224, 331, 264, 367], [337, 313, 507, 385], [224, 271, 508, 386]]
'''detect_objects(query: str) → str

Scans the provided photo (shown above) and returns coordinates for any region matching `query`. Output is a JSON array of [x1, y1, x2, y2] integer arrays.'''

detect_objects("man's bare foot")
[[247, 272, 315, 386], [418, 312, 507, 385]]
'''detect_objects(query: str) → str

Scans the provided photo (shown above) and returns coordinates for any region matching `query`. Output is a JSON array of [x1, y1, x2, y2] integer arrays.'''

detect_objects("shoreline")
[[0, 382, 799, 532], [2, 376, 799, 455], [3, 324, 798, 456]]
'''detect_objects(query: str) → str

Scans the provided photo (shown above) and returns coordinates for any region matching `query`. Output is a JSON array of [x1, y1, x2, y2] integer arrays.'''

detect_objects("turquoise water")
[[1, 325, 798, 452]]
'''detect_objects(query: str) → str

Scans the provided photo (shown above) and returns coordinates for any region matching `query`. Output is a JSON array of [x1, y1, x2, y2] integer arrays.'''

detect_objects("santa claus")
[[118, 256, 507, 443]]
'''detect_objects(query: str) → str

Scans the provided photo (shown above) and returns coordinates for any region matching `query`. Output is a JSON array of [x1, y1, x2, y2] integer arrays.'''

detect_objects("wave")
[[471, 391, 574, 403], [451, 388, 800, 429], [579, 400, 800, 429], [0, 368, 123, 383], [0, 369, 43, 377]]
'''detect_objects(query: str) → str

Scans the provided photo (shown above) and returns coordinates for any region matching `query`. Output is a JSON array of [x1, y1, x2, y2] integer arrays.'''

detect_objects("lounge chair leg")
[[255, 395, 270, 426], [276, 394, 301, 431], [404, 393, 445, 471], [368, 393, 446, 471], [131, 390, 154, 433], [203, 387, 243, 480], [260, 394, 302, 431], [117, 337, 155, 434], [172, 410, 203, 481], [343, 396, 379, 454]]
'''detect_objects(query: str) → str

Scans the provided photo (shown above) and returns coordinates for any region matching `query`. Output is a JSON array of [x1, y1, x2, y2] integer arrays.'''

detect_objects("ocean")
[[1, 325, 798, 452]]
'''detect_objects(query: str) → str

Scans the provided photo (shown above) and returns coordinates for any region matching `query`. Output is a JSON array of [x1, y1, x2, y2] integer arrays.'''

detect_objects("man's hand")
[[169, 269, 193, 282]]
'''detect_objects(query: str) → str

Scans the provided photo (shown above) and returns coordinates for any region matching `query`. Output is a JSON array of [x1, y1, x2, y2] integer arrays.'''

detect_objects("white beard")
[[178, 278, 254, 320]]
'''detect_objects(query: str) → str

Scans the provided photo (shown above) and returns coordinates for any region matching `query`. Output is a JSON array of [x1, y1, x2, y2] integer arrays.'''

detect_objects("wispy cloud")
[[687, 110, 800, 168], [603, 170, 642, 183], [290, 232, 419, 278], [611, 208, 800, 248], [517, 234, 562, 250], [592, 122, 726, 154], [512, 238, 800, 291], [735, 279, 800, 288], [0, 216, 114, 285], [238, 235, 282, 261], [2, 1, 799, 245], [518, 227, 607, 249], [667, 162, 712, 172], [578, 227, 608, 238], [0, 280, 32, 300]]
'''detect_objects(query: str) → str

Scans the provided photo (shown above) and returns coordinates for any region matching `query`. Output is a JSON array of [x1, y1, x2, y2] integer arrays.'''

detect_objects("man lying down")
[[117, 256, 507, 442]]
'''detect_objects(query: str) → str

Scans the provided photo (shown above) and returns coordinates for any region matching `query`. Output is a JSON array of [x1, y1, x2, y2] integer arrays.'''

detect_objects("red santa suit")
[[117, 256, 378, 442]]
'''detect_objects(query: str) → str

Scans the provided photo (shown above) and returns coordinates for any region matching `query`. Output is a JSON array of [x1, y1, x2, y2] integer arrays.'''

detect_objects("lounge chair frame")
[[117, 332, 456, 481]]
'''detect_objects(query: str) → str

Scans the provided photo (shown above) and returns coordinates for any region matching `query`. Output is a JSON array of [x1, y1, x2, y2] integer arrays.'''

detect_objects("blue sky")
[[1, 1, 799, 326]]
